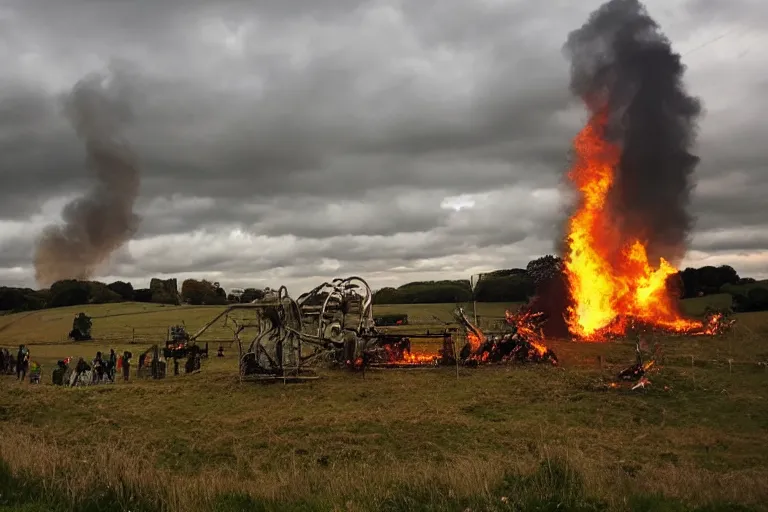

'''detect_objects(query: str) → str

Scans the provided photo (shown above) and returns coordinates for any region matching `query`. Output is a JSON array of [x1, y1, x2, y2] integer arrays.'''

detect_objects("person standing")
[[92, 351, 105, 384], [121, 351, 131, 382], [16, 345, 29, 381], [107, 349, 117, 382], [70, 357, 91, 387]]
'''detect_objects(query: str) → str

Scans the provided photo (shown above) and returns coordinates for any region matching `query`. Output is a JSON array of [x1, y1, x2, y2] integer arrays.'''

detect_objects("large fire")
[[564, 112, 703, 340]]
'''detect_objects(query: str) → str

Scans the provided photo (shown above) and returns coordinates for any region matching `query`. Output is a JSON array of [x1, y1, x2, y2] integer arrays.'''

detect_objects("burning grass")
[[2, 312, 768, 511]]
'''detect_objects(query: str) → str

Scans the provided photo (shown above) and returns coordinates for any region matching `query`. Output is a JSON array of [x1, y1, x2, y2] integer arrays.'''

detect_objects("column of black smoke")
[[564, 0, 702, 265], [34, 74, 140, 287], [526, 0, 702, 336]]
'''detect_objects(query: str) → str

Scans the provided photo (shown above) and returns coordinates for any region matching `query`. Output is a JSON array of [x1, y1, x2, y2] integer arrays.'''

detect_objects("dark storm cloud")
[[0, 0, 766, 286], [692, 230, 768, 253], [0, 0, 580, 204]]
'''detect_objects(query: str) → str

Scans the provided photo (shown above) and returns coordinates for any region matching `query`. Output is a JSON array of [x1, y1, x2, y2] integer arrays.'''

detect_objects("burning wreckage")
[[453, 308, 557, 367], [136, 325, 210, 380], [188, 276, 558, 382]]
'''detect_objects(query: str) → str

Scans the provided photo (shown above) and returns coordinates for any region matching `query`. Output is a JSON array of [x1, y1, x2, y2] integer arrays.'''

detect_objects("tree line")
[[0, 257, 766, 313], [371, 257, 766, 312], [0, 276, 270, 312]]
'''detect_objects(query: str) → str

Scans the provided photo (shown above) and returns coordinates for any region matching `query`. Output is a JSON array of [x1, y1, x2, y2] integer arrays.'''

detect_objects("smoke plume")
[[563, 0, 702, 264], [34, 73, 140, 287]]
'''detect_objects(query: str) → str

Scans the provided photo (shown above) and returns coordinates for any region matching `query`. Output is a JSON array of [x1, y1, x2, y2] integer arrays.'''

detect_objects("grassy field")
[[2, 298, 768, 511]]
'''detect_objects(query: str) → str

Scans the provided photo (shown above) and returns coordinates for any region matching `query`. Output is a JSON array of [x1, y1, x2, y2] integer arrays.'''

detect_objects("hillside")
[[0, 294, 733, 346]]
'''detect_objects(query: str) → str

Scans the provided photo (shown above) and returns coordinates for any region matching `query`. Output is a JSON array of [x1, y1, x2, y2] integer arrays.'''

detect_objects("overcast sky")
[[1, 0, 766, 293]]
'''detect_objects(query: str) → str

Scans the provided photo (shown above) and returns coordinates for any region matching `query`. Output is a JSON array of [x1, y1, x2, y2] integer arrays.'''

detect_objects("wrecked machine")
[[187, 276, 558, 382], [136, 325, 210, 379]]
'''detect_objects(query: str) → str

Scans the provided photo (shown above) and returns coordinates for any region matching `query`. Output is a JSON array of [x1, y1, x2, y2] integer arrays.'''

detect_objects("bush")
[[732, 286, 768, 313]]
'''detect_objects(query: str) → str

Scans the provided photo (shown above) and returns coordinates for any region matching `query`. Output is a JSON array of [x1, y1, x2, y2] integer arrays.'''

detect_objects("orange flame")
[[382, 344, 438, 365], [504, 310, 549, 356], [466, 332, 483, 352], [564, 112, 702, 340], [400, 352, 438, 364]]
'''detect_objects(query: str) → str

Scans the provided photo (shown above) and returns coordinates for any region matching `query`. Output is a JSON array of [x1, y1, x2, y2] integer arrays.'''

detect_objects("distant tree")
[[474, 272, 535, 302], [87, 282, 122, 304], [0, 287, 47, 312], [150, 278, 180, 305], [526, 255, 564, 285], [49, 280, 91, 308], [107, 281, 134, 301], [133, 288, 153, 303], [372, 280, 471, 304], [716, 265, 740, 286], [679, 267, 700, 298], [372, 287, 401, 304], [240, 288, 265, 303], [181, 279, 228, 305], [679, 265, 741, 298], [181, 279, 207, 305]]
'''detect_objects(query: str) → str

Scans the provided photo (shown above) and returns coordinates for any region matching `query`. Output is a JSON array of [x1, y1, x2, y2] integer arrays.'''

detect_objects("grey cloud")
[[0, 235, 34, 268], [692, 230, 768, 253], [0, 0, 767, 288], [686, 0, 768, 28]]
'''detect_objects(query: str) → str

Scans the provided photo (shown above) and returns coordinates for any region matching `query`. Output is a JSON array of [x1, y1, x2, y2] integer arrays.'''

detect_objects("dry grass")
[[0, 301, 524, 347], [1, 300, 768, 511]]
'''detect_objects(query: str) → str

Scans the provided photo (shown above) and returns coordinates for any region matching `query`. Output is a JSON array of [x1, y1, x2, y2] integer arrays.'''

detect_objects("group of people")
[[1, 346, 135, 386], [63, 349, 133, 386], [0, 345, 30, 380]]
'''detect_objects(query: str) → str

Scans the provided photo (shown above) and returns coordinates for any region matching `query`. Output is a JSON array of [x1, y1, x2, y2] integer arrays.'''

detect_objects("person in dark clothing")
[[107, 349, 117, 382], [16, 345, 29, 381], [122, 351, 131, 382], [92, 351, 105, 383], [52, 360, 68, 386], [7, 352, 15, 375], [71, 357, 91, 387], [0, 348, 6, 373]]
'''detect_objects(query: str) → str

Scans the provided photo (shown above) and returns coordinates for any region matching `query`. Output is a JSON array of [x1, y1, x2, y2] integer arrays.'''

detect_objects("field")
[[1, 298, 767, 512]]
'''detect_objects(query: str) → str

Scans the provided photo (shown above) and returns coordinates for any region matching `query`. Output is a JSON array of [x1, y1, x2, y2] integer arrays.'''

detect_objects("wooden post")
[[132, 328, 135, 344], [691, 355, 695, 387], [453, 332, 459, 380]]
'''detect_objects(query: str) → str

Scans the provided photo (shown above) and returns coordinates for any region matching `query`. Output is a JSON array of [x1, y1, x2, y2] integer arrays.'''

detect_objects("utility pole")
[[470, 274, 483, 327]]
